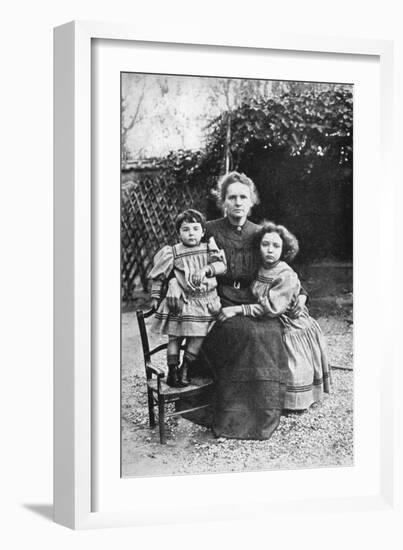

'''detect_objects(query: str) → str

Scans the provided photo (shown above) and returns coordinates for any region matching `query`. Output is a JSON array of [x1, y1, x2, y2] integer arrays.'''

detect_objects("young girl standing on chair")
[[218, 221, 330, 410], [149, 209, 226, 387]]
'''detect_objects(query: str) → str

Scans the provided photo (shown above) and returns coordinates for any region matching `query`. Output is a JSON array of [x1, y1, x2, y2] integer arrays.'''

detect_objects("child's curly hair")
[[254, 221, 299, 263], [175, 209, 207, 233]]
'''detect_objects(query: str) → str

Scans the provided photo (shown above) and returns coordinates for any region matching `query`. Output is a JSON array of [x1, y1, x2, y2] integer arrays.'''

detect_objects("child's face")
[[179, 221, 205, 247], [260, 231, 283, 266]]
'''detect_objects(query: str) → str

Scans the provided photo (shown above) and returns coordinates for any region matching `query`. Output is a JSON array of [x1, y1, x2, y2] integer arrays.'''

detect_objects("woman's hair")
[[213, 171, 260, 210], [175, 208, 207, 233], [255, 221, 299, 262]]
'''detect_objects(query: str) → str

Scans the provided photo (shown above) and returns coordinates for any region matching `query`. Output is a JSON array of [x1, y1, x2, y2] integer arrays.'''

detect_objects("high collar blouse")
[[205, 217, 261, 305]]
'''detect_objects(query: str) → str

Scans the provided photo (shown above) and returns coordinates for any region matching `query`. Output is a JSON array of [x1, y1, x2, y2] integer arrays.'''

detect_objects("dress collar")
[[224, 217, 248, 233]]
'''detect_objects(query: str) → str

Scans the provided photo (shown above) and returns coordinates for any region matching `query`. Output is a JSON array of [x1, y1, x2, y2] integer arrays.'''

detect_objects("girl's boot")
[[178, 358, 191, 387], [166, 356, 180, 387]]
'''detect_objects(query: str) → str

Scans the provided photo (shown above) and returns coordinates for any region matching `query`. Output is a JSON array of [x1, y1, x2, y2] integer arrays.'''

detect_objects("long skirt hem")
[[195, 316, 288, 440]]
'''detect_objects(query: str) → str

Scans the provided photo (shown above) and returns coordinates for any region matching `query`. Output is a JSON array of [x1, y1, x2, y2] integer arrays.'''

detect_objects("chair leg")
[[147, 389, 156, 427], [158, 396, 166, 444]]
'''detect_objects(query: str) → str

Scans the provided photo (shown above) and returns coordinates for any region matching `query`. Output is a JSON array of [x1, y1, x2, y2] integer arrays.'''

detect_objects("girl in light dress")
[[250, 221, 330, 410], [219, 221, 330, 410], [149, 209, 226, 387]]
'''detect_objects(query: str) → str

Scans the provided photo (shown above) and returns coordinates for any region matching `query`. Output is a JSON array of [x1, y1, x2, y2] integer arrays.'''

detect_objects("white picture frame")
[[54, 20, 395, 529]]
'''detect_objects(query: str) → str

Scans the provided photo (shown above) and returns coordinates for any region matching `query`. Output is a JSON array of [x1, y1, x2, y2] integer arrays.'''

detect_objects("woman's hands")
[[190, 266, 210, 287], [217, 306, 242, 323], [287, 294, 307, 318], [258, 295, 270, 313], [166, 278, 187, 315], [151, 298, 159, 311]]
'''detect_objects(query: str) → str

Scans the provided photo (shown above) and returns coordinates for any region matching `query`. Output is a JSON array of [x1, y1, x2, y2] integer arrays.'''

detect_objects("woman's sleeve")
[[148, 246, 174, 300], [207, 236, 227, 276]]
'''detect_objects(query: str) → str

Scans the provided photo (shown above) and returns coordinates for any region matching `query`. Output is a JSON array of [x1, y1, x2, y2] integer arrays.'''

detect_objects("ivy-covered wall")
[[162, 88, 353, 262]]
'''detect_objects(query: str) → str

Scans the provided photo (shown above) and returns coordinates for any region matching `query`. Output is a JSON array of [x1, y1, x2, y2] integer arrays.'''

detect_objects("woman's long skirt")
[[193, 315, 288, 440]]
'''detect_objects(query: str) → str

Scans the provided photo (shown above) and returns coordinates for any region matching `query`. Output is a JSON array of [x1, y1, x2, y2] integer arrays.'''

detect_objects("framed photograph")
[[54, 21, 395, 529]]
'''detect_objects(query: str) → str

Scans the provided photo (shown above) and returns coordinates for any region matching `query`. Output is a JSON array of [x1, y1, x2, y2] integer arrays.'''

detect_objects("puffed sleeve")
[[259, 270, 299, 317], [243, 269, 300, 318], [206, 236, 227, 277], [148, 246, 174, 300]]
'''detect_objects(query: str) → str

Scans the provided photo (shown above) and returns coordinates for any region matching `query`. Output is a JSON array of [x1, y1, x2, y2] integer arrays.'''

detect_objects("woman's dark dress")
[[193, 218, 289, 440]]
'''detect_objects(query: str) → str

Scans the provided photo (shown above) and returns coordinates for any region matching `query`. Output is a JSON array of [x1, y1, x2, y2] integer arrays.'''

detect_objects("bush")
[[161, 88, 353, 262]]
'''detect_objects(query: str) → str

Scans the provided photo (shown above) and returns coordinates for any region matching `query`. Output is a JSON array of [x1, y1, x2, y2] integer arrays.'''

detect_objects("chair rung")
[[147, 378, 213, 396], [168, 404, 211, 417]]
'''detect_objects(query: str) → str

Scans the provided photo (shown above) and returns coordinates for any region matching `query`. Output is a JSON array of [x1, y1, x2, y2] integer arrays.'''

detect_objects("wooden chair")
[[136, 308, 214, 444]]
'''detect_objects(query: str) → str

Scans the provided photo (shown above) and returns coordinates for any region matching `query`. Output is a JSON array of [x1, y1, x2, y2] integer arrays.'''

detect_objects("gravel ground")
[[121, 309, 353, 477]]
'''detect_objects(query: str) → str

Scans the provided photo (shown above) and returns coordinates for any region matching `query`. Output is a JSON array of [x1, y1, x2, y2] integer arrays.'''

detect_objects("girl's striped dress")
[[247, 261, 331, 410], [149, 237, 226, 337]]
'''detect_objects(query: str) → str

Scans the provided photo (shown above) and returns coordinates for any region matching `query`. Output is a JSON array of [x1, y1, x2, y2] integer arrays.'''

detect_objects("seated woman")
[[167, 171, 307, 440]]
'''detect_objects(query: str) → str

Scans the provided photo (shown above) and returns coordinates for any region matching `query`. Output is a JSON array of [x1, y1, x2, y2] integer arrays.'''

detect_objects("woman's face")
[[260, 231, 283, 266], [223, 182, 253, 223]]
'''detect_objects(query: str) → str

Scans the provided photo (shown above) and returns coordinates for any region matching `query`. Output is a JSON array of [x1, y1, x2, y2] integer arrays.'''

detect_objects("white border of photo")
[[54, 21, 396, 529]]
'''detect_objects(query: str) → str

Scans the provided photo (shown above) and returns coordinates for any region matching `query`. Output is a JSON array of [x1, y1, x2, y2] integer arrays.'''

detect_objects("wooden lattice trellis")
[[121, 172, 206, 301]]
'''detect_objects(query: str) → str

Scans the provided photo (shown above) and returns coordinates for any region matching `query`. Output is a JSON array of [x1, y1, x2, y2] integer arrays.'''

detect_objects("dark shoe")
[[178, 359, 191, 387], [166, 366, 180, 387]]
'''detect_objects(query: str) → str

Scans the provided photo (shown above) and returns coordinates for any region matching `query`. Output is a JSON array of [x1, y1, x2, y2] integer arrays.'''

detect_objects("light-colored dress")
[[149, 237, 226, 337], [245, 261, 331, 410]]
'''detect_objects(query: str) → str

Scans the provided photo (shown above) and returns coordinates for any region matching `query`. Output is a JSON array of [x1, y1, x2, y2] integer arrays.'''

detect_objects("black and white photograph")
[[120, 72, 353, 477]]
